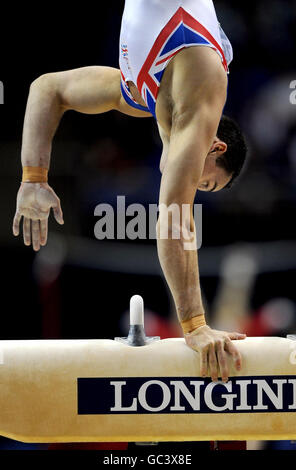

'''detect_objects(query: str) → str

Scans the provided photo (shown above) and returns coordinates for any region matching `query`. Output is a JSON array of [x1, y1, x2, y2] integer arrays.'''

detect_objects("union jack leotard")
[[119, 0, 233, 118]]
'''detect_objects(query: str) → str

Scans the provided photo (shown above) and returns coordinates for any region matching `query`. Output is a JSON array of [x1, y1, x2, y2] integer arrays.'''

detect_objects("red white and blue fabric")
[[120, 71, 149, 113], [120, 7, 228, 118]]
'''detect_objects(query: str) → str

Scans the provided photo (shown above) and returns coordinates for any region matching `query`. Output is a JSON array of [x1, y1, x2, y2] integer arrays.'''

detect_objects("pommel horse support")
[[0, 295, 296, 444]]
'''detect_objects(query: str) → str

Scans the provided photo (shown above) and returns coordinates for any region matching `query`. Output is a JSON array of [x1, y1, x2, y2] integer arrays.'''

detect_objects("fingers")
[[52, 200, 64, 225], [199, 343, 226, 382], [225, 339, 242, 372], [216, 340, 229, 382], [199, 349, 208, 379], [32, 220, 41, 251], [22, 218, 47, 250], [228, 332, 246, 340], [200, 340, 237, 383], [208, 343, 218, 382], [23, 217, 31, 246], [189, 329, 246, 383], [13, 212, 22, 236], [40, 219, 48, 246]]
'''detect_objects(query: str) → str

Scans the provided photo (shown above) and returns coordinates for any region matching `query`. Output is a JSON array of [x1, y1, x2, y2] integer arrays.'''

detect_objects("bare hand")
[[184, 325, 246, 382], [13, 182, 64, 251]]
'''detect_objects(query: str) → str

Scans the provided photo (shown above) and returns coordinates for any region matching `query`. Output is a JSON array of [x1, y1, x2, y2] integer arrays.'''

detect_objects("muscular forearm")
[[157, 219, 204, 323], [156, 110, 212, 326], [21, 75, 64, 169]]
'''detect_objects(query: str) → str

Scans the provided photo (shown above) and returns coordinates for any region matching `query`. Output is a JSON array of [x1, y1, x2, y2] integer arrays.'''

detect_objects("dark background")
[[0, 0, 296, 451]]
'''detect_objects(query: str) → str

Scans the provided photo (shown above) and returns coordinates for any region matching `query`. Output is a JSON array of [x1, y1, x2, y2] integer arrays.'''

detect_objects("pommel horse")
[[0, 295, 296, 447]]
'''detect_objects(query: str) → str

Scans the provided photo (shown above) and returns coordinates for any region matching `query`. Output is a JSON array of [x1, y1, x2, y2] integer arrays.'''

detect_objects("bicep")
[[48, 65, 152, 118], [48, 66, 122, 114]]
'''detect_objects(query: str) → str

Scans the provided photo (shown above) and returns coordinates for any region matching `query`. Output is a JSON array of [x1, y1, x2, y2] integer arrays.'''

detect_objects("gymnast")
[[12, 0, 248, 383]]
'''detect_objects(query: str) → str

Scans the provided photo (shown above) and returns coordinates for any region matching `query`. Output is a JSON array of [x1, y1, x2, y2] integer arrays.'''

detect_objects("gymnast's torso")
[[119, 0, 233, 119]]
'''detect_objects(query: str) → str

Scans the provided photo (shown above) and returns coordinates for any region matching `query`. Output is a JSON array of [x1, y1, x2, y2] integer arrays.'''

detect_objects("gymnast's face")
[[197, 138, 232, 192]]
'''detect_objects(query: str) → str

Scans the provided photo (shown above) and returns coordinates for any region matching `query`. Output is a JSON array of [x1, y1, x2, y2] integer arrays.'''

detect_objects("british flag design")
[[137, 7, 228, 117]]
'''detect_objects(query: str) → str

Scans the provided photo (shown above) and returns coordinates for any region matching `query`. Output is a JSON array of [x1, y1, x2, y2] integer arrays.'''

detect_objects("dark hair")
[[216, 115, 247, 188]]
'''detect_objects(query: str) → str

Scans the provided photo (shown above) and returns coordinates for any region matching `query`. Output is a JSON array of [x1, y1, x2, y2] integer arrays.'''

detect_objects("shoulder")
[[166, 47, 228, 116]]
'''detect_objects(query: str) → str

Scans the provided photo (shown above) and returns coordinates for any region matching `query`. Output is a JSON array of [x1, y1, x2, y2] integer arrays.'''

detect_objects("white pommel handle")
[[130, 295, 144, 326]]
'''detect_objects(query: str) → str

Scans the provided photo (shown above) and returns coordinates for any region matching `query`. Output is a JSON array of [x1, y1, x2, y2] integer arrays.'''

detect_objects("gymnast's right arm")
[[12, 66, 151, 251]]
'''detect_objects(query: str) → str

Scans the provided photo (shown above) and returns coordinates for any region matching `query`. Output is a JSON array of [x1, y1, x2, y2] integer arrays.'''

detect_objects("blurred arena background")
[[0, 0, 296, 450]]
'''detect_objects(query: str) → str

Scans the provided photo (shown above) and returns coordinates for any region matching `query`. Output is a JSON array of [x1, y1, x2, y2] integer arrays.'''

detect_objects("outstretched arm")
[[156, 47, 246, 382], [13, 66, 151, 250]]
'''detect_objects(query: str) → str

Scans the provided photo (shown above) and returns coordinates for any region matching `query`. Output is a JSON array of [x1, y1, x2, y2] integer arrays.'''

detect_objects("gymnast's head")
[[197, 115, 247, 192]]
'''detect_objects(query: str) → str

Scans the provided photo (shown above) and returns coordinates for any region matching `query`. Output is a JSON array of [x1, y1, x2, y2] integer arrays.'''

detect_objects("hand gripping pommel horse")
[[0, 295, 296, 444]]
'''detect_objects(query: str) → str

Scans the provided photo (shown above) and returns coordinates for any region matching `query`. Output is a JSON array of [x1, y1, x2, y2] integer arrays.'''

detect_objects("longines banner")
[[77, 376, 296, 414]]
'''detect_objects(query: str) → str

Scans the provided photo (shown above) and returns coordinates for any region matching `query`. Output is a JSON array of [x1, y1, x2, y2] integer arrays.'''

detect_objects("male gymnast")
[[13, 0, 248, 382]]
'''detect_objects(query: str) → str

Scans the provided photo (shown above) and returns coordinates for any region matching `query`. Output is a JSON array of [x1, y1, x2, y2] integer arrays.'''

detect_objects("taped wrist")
[[22, 166, 48, 183], [181, 314, 206, 334]]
